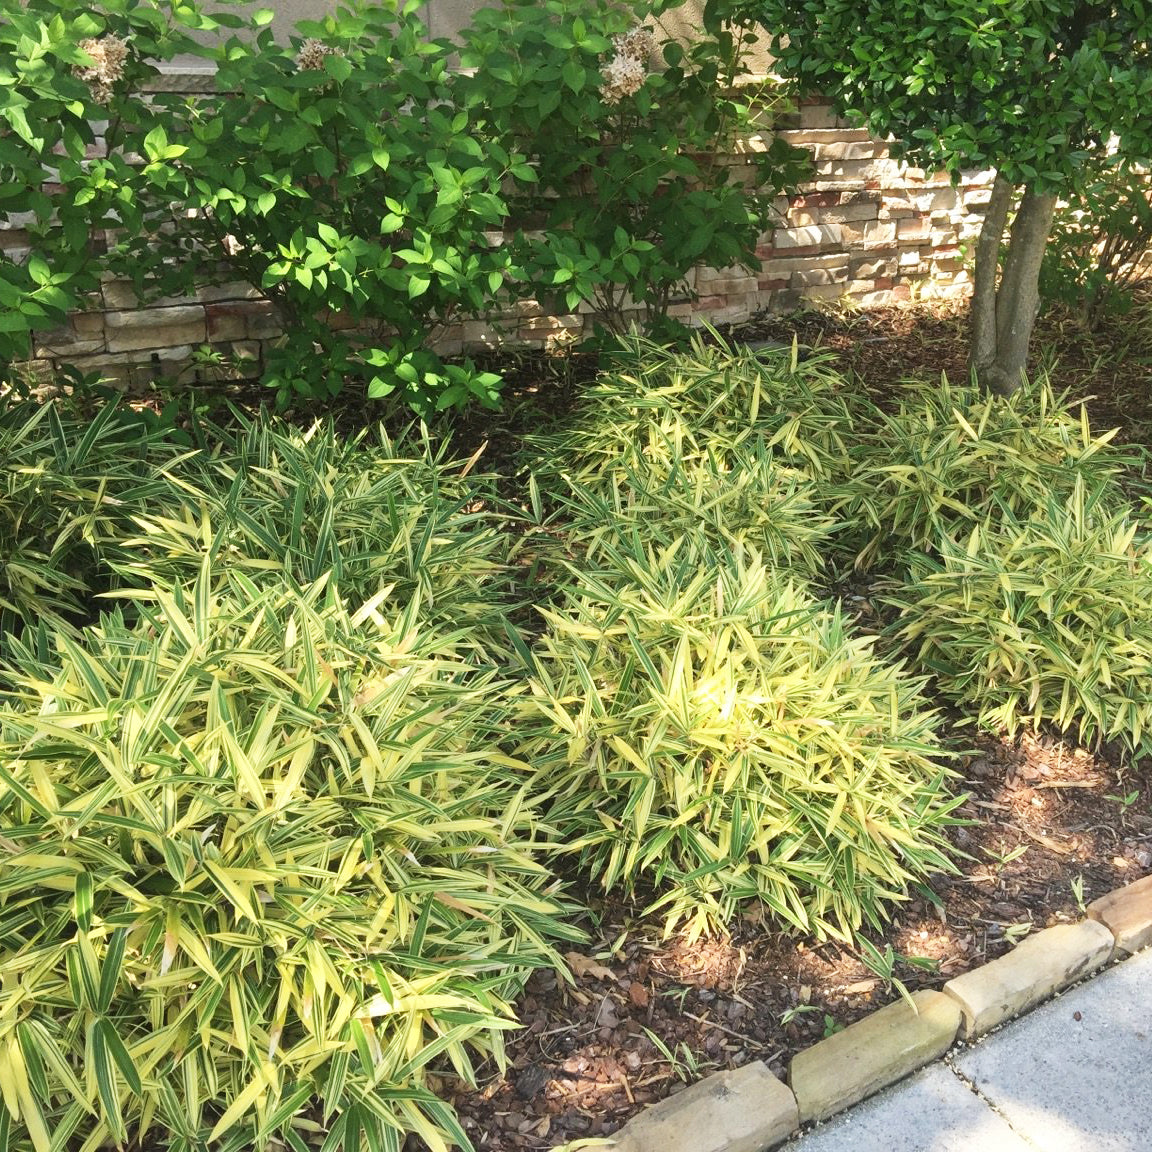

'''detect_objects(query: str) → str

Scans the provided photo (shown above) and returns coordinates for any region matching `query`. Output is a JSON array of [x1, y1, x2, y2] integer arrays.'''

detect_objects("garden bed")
[[447, 729, 1152, 1149], [5, 291, 1152, 1152], [434, 288, 1152, 1149]]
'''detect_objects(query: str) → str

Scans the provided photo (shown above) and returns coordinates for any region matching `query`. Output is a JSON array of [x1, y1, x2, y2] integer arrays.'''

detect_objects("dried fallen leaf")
[[1016, 826, 1076, 855], [565, 951, 618, 983], [595, 995, 620, 1029]]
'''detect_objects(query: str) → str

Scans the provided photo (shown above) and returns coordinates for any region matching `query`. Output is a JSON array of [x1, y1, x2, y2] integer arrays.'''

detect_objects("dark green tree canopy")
[[746, 1, 1152, 188], [726, 0, 1152, 393]]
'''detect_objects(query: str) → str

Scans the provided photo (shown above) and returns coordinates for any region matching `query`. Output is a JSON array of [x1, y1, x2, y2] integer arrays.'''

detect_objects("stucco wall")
[[220, 1, 774, 72]]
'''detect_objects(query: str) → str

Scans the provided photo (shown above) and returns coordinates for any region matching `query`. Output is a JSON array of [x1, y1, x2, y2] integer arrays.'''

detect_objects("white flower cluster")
[[295, 38, 344, 71], [615, 26, 657, 64], [75, 35, 128, 103], [599, 25, 656, 106]]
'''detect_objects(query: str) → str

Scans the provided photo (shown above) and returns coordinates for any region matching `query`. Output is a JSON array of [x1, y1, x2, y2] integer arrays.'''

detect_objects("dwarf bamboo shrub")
[[517, 536, 960, 943], [846, 374, 1130, 569], [552, 440, 838, 579], [888, 483, 1152, 759], [110, 417, 517, 655], [0, 568, 578, 1152], [0, 398, 188, 645], [524, 334, 858, 581], [529, 333, 859, 491]]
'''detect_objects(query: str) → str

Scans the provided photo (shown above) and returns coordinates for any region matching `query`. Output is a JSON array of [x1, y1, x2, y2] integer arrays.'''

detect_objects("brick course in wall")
[[7, 100, 991, 387]]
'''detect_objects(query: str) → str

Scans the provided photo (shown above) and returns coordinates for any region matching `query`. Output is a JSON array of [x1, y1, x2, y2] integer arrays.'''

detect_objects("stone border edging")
[[605, 874, 1152, 1152]]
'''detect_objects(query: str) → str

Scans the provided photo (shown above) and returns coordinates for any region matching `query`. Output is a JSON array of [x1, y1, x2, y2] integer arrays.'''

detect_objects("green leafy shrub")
[[118, 1, 519, 412], [0, 569, 578, 1152], [888, 484, 1152, 759], [1, 0, 517, 410], [518, 536, 959, 943], [6, 0, 805, 412], [0, 0, 210, 366], [457, 0, 807, 335], [845, 375, 1131, 570], [1041, 158, 1152, 329]]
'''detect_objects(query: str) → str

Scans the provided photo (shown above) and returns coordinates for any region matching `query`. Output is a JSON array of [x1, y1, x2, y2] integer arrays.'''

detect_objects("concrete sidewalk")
[[782, 946, 1152, 1152]]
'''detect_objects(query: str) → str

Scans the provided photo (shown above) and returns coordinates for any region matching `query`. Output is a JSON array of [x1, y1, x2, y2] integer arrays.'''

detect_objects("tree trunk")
[[969, 174, 1014, 378], [969, 180, 1058, 396]]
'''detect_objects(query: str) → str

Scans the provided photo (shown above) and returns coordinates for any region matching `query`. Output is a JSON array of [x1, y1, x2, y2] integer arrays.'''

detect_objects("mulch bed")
[[436, 290, 1152, 1150]]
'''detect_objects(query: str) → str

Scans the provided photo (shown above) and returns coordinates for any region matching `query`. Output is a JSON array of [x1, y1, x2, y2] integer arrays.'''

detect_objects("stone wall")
[[10, 100, 993, 389]]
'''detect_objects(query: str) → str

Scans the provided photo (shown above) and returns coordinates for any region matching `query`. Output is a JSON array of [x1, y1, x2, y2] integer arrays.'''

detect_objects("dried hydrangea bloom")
[[295, 38, 344, 71], [75, 35, 129, 103], [599, 24, 655, 105], [614, 26, 657, 65], [599, 50, 647, 106]]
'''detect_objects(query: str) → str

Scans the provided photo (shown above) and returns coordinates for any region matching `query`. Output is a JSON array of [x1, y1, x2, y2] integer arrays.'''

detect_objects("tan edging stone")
[[943, 919, 1115, 1039], [604, 888, 1148, 1150], [788, 989, 960, 1124], [1087, 874, 1152, 955], [608, 1061, 798, 1152]]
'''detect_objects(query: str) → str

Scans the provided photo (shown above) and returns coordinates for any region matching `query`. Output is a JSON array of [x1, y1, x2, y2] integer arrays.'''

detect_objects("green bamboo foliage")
[[522, 333, 861, 585], [0, 398, 185, 645], [110, 417, 517, 654], [525, 331, 859, 495], [846, 374, 1131, 569], [518, 536, 960, 943], [0, 568, 578, 1152], [889, 481, 1152, 758], [551, 442, 838, 578]]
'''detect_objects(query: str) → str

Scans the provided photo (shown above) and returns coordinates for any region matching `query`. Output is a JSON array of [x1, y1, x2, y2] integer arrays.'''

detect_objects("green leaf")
[[324, 53, 354, 84], [97, 928, 127, 1014], [73, 872, 93, 932], [143, 126, 169, 163], [562, 59, 586, 93]]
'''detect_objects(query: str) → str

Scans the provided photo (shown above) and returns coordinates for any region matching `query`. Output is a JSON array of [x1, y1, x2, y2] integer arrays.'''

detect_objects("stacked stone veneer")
[[12, 100, 993, 388]]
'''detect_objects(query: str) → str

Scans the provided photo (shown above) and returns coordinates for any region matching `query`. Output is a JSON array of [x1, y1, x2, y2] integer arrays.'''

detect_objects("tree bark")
[[971, 182, 1058, 396], [969, 173, 1014, 380]]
